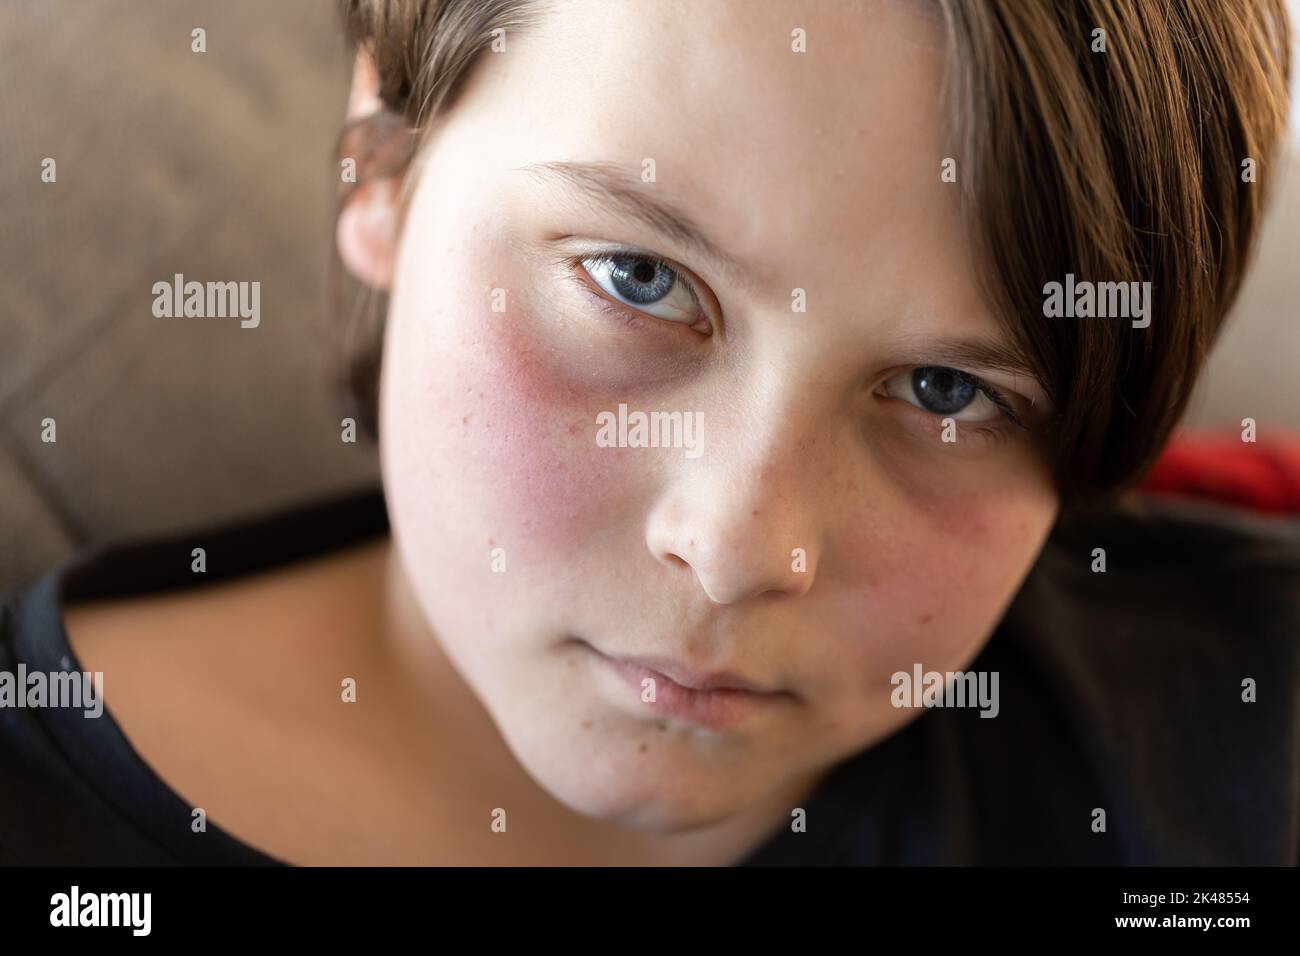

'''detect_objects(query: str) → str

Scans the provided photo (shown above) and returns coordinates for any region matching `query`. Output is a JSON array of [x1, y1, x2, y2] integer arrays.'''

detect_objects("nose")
[[645, 446, 823, 605]]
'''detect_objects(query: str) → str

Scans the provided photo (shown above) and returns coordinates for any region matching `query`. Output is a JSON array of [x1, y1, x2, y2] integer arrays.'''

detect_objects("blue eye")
[[913, 367, 976, 414], [883, 366, 1020, 424], [579, 253, 702, 325]]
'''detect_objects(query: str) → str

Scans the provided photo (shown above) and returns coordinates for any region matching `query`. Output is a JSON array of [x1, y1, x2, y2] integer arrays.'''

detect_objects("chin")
[[550, 773, 742, 834], [503, 720, 749, 833]]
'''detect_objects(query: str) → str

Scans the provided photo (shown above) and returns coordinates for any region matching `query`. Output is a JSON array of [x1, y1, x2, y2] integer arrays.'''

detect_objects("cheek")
[[830, 478, 1056, 689], [381, 264, 632, 576]]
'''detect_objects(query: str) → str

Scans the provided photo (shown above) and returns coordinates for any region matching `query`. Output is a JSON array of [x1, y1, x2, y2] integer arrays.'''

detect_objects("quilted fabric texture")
[[0, 1, 379, 591]]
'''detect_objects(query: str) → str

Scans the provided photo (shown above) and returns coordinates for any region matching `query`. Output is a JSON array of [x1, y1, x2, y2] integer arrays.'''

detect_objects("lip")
[[578, 640, 794, 729], [608, 653, 771, 693]]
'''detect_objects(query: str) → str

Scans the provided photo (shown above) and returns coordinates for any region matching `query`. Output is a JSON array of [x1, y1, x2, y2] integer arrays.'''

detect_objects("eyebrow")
[[515, 159, 759, 291], [516, 160, 1044, 395], [915, 338, 1046, 397]]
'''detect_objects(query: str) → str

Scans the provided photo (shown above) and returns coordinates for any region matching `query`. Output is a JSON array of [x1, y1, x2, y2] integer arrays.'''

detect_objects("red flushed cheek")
[[828, 488, 1048, 684], [388, 302, 633, 565]]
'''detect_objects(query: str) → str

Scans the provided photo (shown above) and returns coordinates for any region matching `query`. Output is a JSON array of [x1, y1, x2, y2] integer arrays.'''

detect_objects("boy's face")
[[376, 0, 1059, 830]]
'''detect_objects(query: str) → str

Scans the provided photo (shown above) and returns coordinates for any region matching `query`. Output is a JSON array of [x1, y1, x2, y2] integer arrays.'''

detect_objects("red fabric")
[[1140, 431, 1300, 514]]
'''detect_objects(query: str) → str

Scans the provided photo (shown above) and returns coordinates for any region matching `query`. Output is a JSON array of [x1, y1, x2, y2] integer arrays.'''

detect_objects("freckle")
[[638, 742, 648, 753], [751, 509, 760, 517], [582, 719, 592, 729], [655, 722, 667, 732]]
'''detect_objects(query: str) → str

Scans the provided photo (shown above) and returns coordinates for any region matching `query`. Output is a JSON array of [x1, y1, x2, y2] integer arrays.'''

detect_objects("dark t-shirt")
[[2, 486, 1297, 865]]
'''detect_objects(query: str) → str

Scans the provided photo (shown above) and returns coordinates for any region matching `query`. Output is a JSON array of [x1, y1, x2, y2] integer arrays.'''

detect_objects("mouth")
[[572, 638, 797, 730]]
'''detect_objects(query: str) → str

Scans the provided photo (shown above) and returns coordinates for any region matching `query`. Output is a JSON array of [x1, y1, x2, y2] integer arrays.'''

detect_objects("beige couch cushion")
[[0, 0, 378, 591]]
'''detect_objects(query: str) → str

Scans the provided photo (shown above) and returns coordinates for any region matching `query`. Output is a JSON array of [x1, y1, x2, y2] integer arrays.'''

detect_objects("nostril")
[[664, 552, 691, 570]]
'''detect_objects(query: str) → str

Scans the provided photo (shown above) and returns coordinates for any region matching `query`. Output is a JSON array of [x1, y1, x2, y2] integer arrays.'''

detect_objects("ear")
[[346, 44, 384, 118], [337, 49, 401, 290], [338, 177, 398, 290]]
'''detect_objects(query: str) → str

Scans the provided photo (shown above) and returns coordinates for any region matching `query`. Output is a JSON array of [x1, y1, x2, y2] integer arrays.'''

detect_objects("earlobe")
[[337, 178, 398, 290], [336, 48, 411, 291]]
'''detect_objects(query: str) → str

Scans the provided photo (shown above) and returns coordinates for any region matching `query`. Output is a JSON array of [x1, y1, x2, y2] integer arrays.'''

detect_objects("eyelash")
[[555, 249, 1031, 437], [558, 250, 706, 327], [940, 369, 1025, 429], [884, 372, 1027, 450]]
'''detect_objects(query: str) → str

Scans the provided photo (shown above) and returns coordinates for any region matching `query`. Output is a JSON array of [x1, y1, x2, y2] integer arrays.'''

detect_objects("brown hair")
[[337, 0, 1291, 507], [937, 0, 1290, 503], [334, 0, 546, 436]]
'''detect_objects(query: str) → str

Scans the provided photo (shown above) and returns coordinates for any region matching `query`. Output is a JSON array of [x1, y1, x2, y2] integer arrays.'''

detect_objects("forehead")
[[446, 0, 982, 330]]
